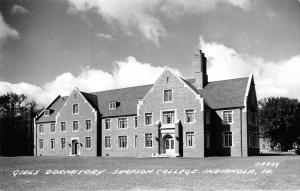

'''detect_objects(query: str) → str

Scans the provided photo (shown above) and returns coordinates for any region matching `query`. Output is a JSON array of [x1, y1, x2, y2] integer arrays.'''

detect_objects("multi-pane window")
[[185, 109, 195, 123], [145, 113, 153, 125], [73, 121, 79, 131], [61, 138, 66, 149], [164, 89, 173, 102], [73, 104, 79, 114], [105, 119, 111, 130], [50, 139, 55, 149], [223, 131, 232, 147], [162, 111, 175, 124], [44, 110, 50, 116], [50, 123, 55, 133], [61, 122, 66, 132], [39, 124, 44, 134], [39, 139, 43, 149], [186, 132, 195, 147], [223, 111, 233, 124], [118, 136, 127, 148], [109, 102, 116, 110], [85, 137, 91, 149], [135, 117, 138, 128], [118, 118, 127, 129], [135, 135, 138, 148], [85, 120, 91, 130], [145, 133, 153, 148], [105, 136, 111, 148]]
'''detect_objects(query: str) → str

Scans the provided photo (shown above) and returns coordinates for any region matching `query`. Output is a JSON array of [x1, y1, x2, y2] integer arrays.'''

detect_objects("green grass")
[[0, 155, 300, 190]]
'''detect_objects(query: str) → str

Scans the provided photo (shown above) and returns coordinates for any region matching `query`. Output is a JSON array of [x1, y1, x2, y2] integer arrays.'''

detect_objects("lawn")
[[0, 155, 300, 190]]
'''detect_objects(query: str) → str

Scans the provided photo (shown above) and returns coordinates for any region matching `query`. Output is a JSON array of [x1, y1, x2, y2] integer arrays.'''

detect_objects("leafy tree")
[[0, 93, 39, 156], [259, 97, 300, 150]]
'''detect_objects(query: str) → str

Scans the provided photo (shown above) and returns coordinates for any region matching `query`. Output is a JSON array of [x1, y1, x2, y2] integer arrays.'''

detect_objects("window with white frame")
[[105, 119, 111, 130], [135, 117, 138, 128], [85, 137, 91, 149], [145, 133, 153, 148], [73, 121, 78, 131], [50, 139, 55, 149], [135, 135, 138, 148], [105, 136, 111, 148], [145, 113, 153, 125], [109, 102, 116, 110], [186, 131, 195, 147], [61, 122, 66, 132], [162, 111, 175, 124], [50, 123, 55, 133], [164, 89, 173, 102], [39, 124, 44, 134], [44, 110, 50, 116], [185, 109, 195, 123], [85, 120, 91, 130], [223, 131, 232, 147], [223, 110, 233, 124], [118, 118, 127, 129], [73, 104, 79, 114], [61, 138, 66, 149], [118, 136, 127, 148], [39, 139, 43, 149]]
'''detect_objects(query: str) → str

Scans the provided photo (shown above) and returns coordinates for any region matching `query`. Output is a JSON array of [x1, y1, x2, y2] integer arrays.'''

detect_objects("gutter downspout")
[[240, 107, 243, 157], [34, 117, 37, 156]]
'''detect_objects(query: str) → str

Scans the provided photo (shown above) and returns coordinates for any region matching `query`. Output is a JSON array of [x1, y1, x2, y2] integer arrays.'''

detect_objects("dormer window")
[[109, 102, 117, 110], [44, 110, 50, 116]]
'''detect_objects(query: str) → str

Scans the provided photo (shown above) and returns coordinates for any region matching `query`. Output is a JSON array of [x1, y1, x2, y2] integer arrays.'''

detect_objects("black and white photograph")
[[0, 0, 300, 190]]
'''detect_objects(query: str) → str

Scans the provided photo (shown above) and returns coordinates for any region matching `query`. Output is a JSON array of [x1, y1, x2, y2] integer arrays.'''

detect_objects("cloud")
[[0, 56, 169, 106], [0, 12, 19, 48], [198, 36, 300, 100], [95, 33, 115, 41], [11, 5, 29, 15], [66, 0, 251, 46]]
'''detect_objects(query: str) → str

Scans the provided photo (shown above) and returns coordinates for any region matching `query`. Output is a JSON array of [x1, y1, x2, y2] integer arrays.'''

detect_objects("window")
[[105, 136, 111, 148], [109, 102, 116, 110], [186, 132, 195, 147], [145, 113, 153, 125], [44, 110, 50, 116], [50, 123, 55, 133], [166, 76, 169, 83], [250, 132, 259, 148], [50, 139, 55, 149], [61, 122, 66, 132], [223, 110, 233, 124], [223, 131, 232, 147], [185, 109, 195, 123], [206, 110, 210, 125], [74, 93, 77, 100], [162, 111, 175, 124], [118, 136, 127, 148], [85, 137, 91, 149], [250, 112, 258, 125], [73, 121, 79, 131], [39, 139, 43, 149], [205, 132, 210, 149], [135, 117, 138, 128], [105, 119, 111, 130], [85, 120, 91, 130], [135, 135, 138, 148], [61, 138, 66, 149], [164, 89, 173, 102], [118, 118, 127, 129], [145, 133, 153, 148], [39, 124, 44, 134], [73, 104, 79, 114]]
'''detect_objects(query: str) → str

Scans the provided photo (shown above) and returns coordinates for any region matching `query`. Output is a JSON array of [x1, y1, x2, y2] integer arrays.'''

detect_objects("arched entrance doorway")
[[163, 134, 175, 155], [71, 139, 79, 156]]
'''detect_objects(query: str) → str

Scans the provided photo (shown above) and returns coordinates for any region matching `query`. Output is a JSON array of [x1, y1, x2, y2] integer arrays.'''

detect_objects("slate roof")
[[36, 75, 250, 122]]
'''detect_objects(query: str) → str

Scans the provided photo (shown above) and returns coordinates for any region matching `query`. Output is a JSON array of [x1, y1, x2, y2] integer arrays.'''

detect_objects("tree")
[[259, 97, 300, 150], [0, 93, 39, 156]]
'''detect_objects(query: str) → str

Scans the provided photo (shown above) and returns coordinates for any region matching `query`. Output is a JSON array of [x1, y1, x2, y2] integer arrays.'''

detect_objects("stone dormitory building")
[[34, 50, 259, 158]]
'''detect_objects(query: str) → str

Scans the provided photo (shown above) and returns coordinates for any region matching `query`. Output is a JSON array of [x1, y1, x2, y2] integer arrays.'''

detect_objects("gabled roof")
[[36, 96, 68, 123]]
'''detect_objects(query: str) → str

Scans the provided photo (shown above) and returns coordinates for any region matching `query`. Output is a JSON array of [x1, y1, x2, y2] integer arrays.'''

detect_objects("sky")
[[0, 0, 300, 106]]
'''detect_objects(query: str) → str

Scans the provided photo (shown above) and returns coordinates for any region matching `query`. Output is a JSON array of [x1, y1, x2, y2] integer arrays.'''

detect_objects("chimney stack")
[[194, 50, 208, 89]]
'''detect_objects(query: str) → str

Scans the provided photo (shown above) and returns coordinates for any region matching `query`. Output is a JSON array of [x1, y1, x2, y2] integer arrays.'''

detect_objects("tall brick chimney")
[[194, 50, 208, 89]]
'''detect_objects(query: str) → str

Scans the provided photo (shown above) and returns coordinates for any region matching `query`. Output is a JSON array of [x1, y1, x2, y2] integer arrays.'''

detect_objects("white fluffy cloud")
[[199, 36, 300, 99], [66, 0, 251, 46], [0, 57, 166, 106]]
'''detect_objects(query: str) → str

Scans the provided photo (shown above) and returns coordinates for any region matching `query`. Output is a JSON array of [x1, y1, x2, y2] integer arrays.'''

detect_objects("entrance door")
[[164, 135, 175, 155], [72, 139, 79, 155]]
